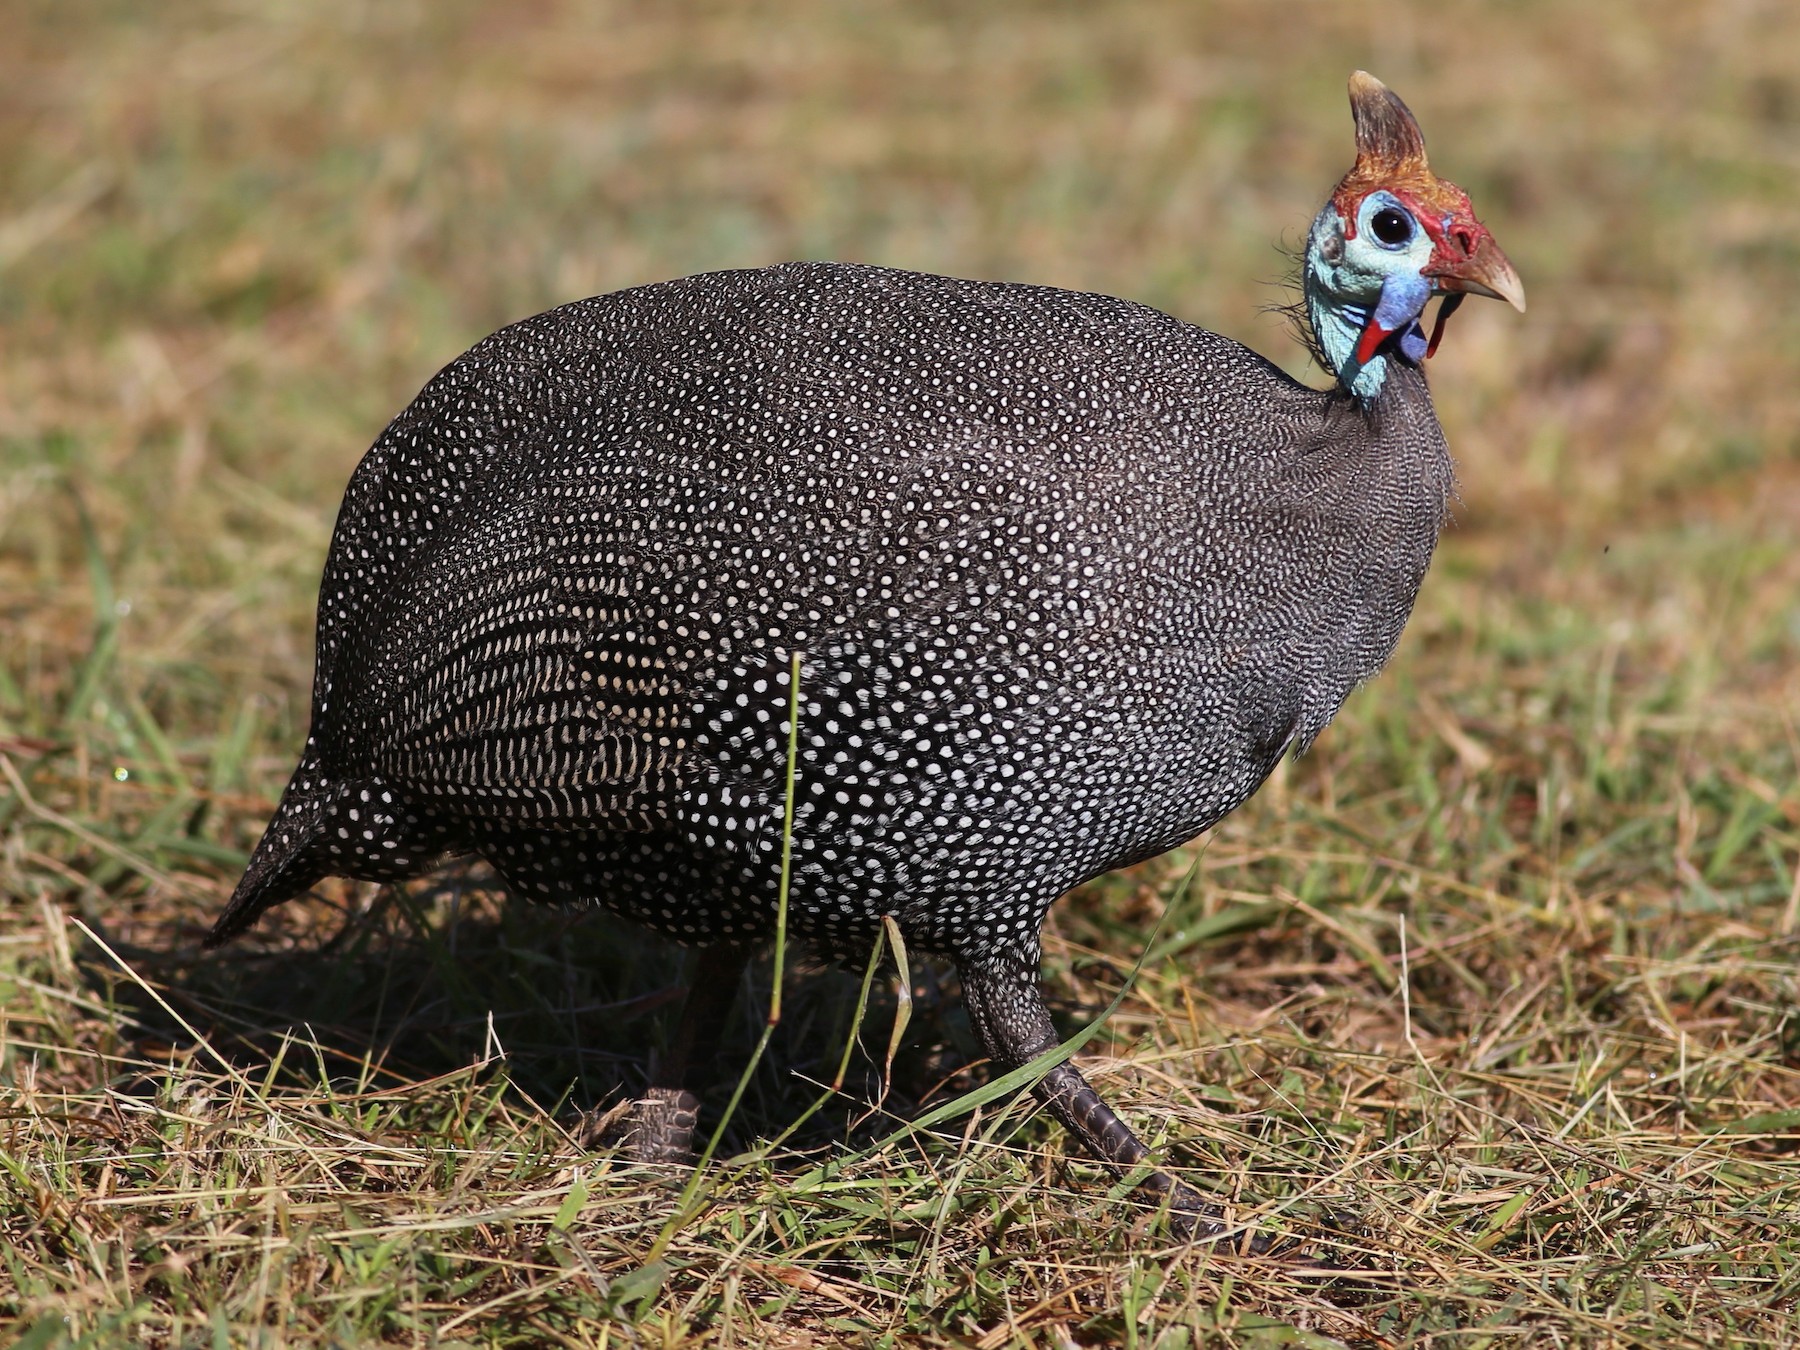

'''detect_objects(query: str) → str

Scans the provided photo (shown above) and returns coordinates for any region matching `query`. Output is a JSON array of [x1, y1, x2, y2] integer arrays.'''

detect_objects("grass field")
[[4, 1, 1799, 1345]]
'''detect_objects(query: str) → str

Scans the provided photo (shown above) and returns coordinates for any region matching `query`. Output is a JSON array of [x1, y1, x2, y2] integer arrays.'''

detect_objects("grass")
[[3, 0, 1799, 1345]]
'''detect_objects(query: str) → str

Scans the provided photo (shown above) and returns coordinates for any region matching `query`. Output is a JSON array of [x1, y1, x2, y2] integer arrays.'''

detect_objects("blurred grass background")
[[2, 1, 1798, 1346]]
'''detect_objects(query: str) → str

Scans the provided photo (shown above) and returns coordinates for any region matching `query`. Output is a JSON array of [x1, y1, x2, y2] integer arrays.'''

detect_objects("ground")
[[2, 1, 1798, 1346]]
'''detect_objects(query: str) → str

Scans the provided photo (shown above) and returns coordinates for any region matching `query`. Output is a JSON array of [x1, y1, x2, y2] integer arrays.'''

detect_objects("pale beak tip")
[[1443, 246, 1527, 315], [1482, 247, 1528, 314]]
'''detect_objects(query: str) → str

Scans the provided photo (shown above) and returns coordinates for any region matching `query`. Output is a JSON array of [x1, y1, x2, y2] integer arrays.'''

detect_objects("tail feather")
[[206, 756, 455, 947], [205, 756, 335, 947], [205, 835, 330, 946]]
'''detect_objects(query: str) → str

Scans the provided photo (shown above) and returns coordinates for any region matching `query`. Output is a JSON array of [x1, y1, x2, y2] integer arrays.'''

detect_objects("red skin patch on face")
[[1354, 315, 1395, 367], [1330, 172, 1498, 280]]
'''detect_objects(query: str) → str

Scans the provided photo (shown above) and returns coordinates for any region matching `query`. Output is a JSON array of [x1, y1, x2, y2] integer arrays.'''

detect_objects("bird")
[[207, 71, 1522, 1231]]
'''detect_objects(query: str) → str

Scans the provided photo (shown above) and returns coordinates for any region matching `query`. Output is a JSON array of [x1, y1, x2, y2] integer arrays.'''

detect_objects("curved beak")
[[1433, 233, 1527, 313]]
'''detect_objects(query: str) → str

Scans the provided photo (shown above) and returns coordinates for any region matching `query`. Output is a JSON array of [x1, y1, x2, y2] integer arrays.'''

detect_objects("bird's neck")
[[1305, 281, 1390, 403]]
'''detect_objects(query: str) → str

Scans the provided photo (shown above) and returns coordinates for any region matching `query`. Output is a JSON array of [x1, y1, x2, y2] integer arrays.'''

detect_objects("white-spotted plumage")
[[207, 69, 1523, 1236], [210, 263, 1450, 961]]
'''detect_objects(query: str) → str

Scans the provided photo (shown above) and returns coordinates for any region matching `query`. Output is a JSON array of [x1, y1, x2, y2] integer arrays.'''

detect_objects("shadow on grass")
[[83, 866, 986, 1165]]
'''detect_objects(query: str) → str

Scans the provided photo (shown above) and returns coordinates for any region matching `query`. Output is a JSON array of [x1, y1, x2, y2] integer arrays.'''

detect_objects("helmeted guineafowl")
[[209, 72, 1522, 1230]]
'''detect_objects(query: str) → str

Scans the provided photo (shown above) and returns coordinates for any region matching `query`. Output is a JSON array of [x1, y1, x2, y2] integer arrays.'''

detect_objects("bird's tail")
[[205, 754, 335, 946], [205, 753, 448, 947]]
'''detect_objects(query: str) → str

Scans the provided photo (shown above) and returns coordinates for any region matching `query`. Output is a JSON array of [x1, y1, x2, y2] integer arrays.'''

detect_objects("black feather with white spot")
[[211, 262, 1450, 963]]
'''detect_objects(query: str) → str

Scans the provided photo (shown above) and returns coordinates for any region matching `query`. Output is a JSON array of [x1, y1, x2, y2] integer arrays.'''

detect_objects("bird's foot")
[[1156, 1176, 1371, 1274], [1153, 1175, 1280, 1254], [577, 1086, 701, 1165]]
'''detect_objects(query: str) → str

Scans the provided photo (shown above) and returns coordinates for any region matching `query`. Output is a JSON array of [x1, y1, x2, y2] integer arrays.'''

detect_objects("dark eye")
[[1371, 206, 1414, 247]]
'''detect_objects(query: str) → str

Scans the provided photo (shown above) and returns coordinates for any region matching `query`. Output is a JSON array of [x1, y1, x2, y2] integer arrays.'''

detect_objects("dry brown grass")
[[3, 1, 1798, 1345]]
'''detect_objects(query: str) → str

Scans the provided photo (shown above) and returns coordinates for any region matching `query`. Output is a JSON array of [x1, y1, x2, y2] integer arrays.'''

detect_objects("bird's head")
[[1304, 71, 1525, 401]]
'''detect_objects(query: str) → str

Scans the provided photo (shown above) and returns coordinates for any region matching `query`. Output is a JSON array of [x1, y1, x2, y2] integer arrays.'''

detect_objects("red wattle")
[[1425, 313, 1448, 359], [1425, 292, 1465, 360], [1354, 317, 1392, 366]]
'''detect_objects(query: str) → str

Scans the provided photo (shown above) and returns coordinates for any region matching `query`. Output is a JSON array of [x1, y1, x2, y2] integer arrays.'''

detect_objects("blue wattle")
[[1371, 272, 1432, 341], [1396, 321, 1429, 364], [1375, 273, 1432, 365]]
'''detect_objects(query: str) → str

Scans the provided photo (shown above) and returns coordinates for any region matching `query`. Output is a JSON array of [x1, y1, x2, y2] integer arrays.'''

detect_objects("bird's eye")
[[1370, 206, 1414, 248]]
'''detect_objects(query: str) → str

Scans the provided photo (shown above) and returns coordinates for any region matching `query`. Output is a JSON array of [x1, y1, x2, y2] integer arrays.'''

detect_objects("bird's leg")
[[594, 942, 749, 1164], [958, 951, 1236, 1241]]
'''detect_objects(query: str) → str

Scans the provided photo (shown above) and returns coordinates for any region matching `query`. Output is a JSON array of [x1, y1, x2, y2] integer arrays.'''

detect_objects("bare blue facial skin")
[[1304, 194, 1438, 401]]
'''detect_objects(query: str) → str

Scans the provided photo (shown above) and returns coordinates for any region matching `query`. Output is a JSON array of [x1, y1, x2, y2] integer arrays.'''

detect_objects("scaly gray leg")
[[959, 950, 1239, 1242]]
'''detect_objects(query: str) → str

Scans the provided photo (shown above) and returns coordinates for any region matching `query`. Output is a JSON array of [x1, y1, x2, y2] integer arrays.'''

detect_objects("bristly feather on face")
[[1301, 72, 1524, 403]]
